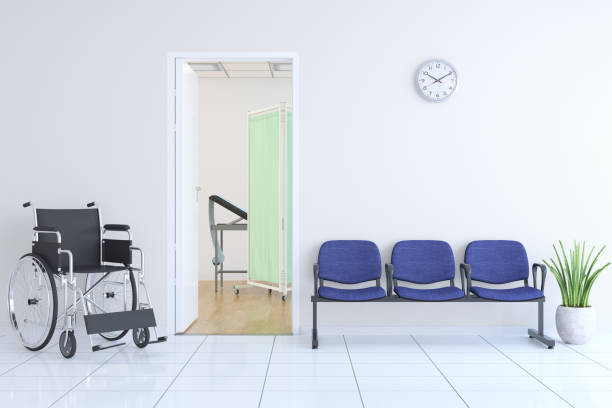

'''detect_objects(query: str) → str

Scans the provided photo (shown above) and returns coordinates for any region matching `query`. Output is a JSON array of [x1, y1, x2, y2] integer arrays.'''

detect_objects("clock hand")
[[437, 72, 453, 82], [425, 73, 442, 83]]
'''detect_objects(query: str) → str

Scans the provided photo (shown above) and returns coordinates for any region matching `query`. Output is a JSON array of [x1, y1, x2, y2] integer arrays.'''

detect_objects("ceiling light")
[[189, 63, 222, 72], [271, 63, 292, 72]]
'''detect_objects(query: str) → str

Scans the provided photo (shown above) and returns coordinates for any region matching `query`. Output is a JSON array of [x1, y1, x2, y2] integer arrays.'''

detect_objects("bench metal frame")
[[311, 263, 556, 350]]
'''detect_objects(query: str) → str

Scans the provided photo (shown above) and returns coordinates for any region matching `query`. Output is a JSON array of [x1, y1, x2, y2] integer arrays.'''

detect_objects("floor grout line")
[[257, 336, 276, 408], [0, 341, 61, 377], [343, 335, 365, 408], [411, 335, 470, 408], [478, 335, 575, 408], [562, 344, 612, 373], [152, 335, 208, 407], [47, 345, 125, 407]]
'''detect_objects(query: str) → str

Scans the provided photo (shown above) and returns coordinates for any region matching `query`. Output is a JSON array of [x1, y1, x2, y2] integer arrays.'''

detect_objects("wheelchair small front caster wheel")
[[59, 331, 77, 359], [233, 288, 239, 295], [282, 295, 287, 302], [133, 327, 150, 348]]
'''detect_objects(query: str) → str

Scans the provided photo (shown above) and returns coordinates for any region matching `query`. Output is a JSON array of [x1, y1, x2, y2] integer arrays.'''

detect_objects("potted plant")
[[543, 241, 610, 345]]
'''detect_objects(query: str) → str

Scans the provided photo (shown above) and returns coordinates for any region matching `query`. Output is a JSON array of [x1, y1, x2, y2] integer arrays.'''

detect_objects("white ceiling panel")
[[196, 71, 228, 78], [194, 61, 292, 79], [222, 62, 269, 71], [228, 71, 272, 78], [272, 71, 292, 78]]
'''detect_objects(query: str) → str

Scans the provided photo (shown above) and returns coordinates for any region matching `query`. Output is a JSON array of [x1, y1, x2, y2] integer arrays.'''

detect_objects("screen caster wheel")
[[312, 339, 318, 349], [133, 327, 150, 348], [59, 331, 76, 359], [268, 289, 272, 295], [233, 288, 239, 295], [282, 295, 287, 302]]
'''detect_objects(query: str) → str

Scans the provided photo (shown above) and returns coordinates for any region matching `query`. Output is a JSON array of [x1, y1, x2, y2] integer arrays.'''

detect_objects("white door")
[[175, 59, 199, 332]]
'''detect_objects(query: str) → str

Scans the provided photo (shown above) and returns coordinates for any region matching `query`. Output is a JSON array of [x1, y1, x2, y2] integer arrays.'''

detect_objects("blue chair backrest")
[[318, 240, 381, 284], [391, 240, 455, 284], [465, 240, 529, 284]]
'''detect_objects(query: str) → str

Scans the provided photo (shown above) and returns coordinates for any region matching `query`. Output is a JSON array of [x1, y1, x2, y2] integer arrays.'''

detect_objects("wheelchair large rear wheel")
[[85, 269, 136, 341], [8, 254, 58, 351]]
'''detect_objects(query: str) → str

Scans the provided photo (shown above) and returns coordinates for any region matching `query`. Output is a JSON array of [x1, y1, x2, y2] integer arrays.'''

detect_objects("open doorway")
[[169, 56, 297, 335]]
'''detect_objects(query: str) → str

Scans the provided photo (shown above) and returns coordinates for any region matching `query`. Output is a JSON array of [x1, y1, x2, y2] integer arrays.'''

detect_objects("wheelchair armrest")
[[33, 227, 61, 243], [34, 226, 58, 232], [104, 224, 130, 231]]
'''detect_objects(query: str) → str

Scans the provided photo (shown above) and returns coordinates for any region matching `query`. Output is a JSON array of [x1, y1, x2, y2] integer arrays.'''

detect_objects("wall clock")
[[416, 60, 457, 102]]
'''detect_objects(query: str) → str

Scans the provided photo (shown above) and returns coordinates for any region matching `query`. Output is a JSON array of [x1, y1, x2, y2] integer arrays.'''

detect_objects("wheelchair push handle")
[[86, 201, 96, 208], [22, 201, 31, 208]]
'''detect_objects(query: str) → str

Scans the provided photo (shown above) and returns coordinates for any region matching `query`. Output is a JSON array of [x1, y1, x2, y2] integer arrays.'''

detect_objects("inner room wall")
[[198, 77, 292, 281]]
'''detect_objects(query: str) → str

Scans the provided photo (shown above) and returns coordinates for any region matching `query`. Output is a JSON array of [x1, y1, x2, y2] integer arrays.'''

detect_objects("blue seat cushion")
[[395, 286, 464, 301], [318, 286, 386, 301], [470, 286, 544, 301]]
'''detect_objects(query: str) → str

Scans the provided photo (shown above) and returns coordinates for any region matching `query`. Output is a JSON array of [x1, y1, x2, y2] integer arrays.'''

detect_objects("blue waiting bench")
[[311, 240, 555, 349]]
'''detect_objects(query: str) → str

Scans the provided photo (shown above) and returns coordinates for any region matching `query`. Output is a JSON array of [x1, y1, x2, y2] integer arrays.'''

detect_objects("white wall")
[[198, 77, 292, 280], [1, 0, 612, 334]]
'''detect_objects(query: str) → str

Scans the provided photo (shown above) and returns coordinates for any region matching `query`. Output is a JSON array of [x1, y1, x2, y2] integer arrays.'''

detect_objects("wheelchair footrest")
[[149, 336, 167, 344], [92, 342, 125, 352], [84, 309, 157, 335]]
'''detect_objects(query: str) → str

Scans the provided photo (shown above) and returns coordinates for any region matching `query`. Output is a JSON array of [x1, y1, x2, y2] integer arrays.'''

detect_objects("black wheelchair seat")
[[61, 265, 128, 274]]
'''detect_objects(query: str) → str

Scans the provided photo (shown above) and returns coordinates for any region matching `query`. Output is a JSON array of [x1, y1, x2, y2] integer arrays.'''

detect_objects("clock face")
[[416, 60, 457, 102]]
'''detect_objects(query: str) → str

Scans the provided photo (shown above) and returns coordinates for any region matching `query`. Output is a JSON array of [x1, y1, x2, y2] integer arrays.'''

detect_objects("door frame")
[[166, 52, 300, 335]]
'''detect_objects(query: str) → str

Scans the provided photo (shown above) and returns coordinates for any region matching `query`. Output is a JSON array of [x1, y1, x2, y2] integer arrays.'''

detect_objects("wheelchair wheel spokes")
[[8, 255, 57, 351], [85, 270, 136, 341]]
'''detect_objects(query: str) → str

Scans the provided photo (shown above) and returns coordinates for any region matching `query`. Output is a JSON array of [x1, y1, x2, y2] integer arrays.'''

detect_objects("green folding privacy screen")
[[245, 103, 292, 297]]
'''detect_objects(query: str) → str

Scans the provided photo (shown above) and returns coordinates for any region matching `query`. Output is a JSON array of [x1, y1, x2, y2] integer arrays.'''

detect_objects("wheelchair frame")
[[8, 201, 166, 358]]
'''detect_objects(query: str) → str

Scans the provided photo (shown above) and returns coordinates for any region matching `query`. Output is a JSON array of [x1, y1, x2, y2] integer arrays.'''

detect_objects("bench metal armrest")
[[385, 263, 394, 296], [460, 263, 472, 294], [313, 264, 319, 298], [532, 263, 547, 293]]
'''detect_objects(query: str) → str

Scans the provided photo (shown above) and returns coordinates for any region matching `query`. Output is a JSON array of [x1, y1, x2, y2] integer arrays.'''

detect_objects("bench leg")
[[312, 301, 318, 349], [528, 301, 555, 349]]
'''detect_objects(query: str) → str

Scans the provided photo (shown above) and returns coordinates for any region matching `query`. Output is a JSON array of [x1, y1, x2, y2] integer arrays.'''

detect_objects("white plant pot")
[[555, 305, 596, 345]]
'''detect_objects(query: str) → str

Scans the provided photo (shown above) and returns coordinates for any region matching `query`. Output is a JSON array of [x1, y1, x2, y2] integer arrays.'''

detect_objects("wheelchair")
[[8, 201, 166, 358]]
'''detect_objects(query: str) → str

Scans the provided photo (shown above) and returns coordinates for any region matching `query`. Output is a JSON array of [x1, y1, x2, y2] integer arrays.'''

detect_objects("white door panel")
[[175, 59, 199, 333]]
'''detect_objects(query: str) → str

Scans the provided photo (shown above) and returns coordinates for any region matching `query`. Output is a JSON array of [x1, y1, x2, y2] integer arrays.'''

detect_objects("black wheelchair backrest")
[[36, 209, 101, 267]]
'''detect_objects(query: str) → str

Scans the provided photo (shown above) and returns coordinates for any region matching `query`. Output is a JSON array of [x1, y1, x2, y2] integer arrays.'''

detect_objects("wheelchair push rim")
[[8, 254, 57, 351], [85, 269, 136, 341]]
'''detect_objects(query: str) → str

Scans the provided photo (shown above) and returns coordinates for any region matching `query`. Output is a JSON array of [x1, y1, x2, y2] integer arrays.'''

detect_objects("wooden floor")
[[184, 280, 292, 334]]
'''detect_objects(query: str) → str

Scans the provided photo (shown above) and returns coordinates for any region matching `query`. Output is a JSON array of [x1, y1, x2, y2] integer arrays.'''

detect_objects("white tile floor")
[[0, 328, 611, 408]]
